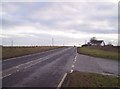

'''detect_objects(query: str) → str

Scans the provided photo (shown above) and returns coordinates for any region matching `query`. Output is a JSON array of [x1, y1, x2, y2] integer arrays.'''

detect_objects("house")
[[90, 40, 105, 46]]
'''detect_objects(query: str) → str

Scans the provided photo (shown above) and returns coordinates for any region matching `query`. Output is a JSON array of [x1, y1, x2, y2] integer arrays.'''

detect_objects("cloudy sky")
[[1, 0, 118, 46]]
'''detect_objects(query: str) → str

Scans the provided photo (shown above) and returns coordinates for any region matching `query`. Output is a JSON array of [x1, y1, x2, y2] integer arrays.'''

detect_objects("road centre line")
[[2, 48, 72, 79], [2, 58, 48, 79], [1, 73, 12, 79]]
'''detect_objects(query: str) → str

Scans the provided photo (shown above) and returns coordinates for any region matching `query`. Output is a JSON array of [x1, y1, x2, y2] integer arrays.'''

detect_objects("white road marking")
[[70, 69, 73, 73], [2, 59, 44, 79], [69, 48, 77, 74], [15, 66, 19, 68], [1, 73, 12, 79], [2, 48, 72, 79], [16, 70, 19, 72], [57, 73, 67, 89], [74, 60, 76, 64], [74, 55, 77, 60], [72, 65, 74, 68], [74, 49, 77, 63]]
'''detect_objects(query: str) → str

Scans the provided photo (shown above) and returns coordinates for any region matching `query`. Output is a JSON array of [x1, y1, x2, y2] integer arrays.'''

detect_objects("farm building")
[[89, 40, 105, 46]]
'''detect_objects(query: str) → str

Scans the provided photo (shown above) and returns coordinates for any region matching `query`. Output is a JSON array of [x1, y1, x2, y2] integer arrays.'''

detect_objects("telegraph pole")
[[63, 41, 65, 46], [11, 40, 13, 47], [52, 38, 54, 46]]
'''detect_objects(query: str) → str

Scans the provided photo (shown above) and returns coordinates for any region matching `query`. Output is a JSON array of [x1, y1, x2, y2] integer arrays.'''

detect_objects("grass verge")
[[2, 46, 64, 60], [62, 71, 119, 87], [77, 47, 119, 60]]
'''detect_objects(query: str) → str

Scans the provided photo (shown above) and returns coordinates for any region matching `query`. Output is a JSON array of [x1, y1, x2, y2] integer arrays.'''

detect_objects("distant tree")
[[90, 37, 96, 42], [107, 42, 113, 46], [90, 37, 97, 44]]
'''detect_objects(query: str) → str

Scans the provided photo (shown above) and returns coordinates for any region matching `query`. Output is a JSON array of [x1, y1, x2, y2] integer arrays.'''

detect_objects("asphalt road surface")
[[2, 47, 76, 87], [74, 54, 119, 76], [2, 47, 119, 87]]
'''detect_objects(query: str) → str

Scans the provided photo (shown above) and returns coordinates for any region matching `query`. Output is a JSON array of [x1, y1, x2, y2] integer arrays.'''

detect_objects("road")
[[2, 47, 76, 87], [74, 54, 119, 76], [2, 47, 119, 87]]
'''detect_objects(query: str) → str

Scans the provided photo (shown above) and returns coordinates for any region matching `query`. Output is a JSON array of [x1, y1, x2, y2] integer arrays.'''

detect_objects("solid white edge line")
[[57, 73, 67, 89]]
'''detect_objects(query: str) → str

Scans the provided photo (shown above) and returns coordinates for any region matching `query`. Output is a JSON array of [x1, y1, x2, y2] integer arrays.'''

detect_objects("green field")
[[62, 71, 119, 87], [2, 46, 64, 60], [77, 46, 119, 60]]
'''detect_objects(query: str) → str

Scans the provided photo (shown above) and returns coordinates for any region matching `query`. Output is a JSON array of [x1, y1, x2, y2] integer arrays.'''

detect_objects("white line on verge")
[[57, 73, 67, 89]]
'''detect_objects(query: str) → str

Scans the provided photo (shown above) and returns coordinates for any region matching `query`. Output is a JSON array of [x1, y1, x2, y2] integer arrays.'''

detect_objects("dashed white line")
[[69, 49, 77, 74], [70, 69, 73, 73], [15, 66, 19, 68], [2, 48, 72, 79], [1, 73, 12, 79], [72, 65, 74, 68], [57, 73, 67, 89], [74, 55, 77, 60], [73, 60, 76, 64], [16, 70, 19, 72]]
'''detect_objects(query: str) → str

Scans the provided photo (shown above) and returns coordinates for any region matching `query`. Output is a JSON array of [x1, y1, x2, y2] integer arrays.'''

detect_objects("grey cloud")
[[70, 26, 117, 34], [2, 15, 34, 29], [2, 2, 118, 46]]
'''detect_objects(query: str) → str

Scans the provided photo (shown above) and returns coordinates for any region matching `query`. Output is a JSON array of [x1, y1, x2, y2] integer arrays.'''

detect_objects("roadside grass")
[[62, 71, 119, 87], [2, 46, 64, 60], [0, 46, 2, 59], [77, 47, 119, 60]]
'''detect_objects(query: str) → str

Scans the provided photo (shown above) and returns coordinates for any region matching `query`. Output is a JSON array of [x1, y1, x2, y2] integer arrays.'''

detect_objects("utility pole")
[[63, 41, 65, 46], [52, 38, 54, 46], [11, 40, 13, 47]]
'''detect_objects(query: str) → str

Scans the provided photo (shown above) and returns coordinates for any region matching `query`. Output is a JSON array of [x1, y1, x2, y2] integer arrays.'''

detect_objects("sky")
[[0, 0, 119, 46]]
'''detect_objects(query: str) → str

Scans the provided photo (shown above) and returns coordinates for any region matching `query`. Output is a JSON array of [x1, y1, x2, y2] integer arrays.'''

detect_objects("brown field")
[[2, 46, 64, 60]]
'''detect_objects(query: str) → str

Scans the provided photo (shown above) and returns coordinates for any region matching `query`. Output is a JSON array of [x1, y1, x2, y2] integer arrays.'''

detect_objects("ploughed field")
[[2, 46, 64, 60]]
